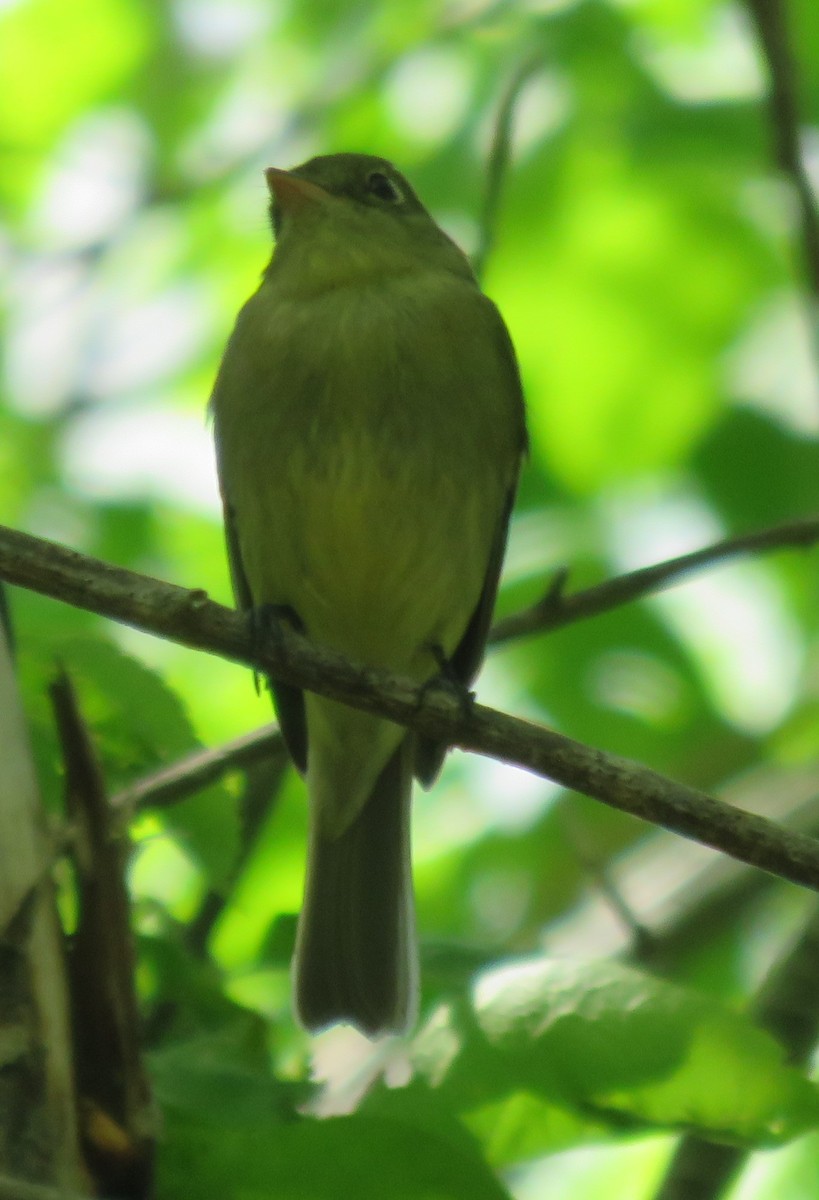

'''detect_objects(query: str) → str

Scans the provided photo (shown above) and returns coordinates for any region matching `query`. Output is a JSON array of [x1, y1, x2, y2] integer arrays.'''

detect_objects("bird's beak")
[[265, 167, 330, 214]]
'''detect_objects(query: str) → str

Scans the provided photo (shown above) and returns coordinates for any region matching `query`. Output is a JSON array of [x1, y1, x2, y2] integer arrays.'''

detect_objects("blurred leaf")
[[412, 957, 819, 1160], [695, 409, 819, 531], [139, 931, 250, 1034], [51, 635, 198, 770], [0, 0, 150, 203], [150, 1019, 305, 1122], [157, 1073, 511, 1200]]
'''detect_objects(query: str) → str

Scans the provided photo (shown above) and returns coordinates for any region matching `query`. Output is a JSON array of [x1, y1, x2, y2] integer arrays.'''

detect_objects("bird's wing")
[[219, 460, 309, 775], [414, 307, 526, 787], [222, 497, 253, 612], [413, 486, 516, 787]]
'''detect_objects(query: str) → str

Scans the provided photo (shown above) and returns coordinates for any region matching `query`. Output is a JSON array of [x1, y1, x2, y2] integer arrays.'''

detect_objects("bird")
[[210, 152, 526, 1036]]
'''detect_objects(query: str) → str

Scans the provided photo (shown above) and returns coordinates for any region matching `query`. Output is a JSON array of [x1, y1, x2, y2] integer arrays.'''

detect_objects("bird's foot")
[[248, 603, 303, 694], [417, 643, 475, 721]]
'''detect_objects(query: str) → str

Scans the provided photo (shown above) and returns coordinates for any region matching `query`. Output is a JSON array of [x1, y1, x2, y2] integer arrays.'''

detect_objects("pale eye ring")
[[365, 170, 403, 203]]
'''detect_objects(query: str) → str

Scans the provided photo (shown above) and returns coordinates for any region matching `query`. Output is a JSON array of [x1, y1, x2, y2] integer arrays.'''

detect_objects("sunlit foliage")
[[3, 0, 819, 1196]]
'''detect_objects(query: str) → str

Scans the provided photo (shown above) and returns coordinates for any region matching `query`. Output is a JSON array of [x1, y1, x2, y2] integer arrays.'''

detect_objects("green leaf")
[[150, 1019, 306, 1124], [59, 637, 241, 882], [412, 958, 819, 1163], [52, 636, 198, 771], [156, 1064, 510, 1200]]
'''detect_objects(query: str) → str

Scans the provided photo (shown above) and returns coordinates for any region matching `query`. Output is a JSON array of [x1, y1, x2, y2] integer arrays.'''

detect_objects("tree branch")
[[3, 522, 819, 893], [473, 52, 543, 281], [110, 723, 285, 815], [745, 0, 819, 360], [490, 515, 819, 644], [112, 515, 819, 815]]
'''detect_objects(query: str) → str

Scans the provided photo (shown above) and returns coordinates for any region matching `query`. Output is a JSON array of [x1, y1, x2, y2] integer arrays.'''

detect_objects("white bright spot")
[[31, 109, 151, 249], [5, 257, 95, 416], [85, 285, 211, 397], [603, 486, 803, 733], [414, 770, 490, 859], [61, 402, 222, 513], [502, 507, 586, 611], [5, 224, 213, 417], [413, 651, 560, 861], [467, 653, 562, 830], [173, 0, 277, 58], [492, 69, 572, 161], [463, 753, 561, 833], [517, 0, 581, 13], [437, 210, 480, 259], [509, 1133, 674, 1200], [726, 290, 819, 436], [449, 0, 577, 16], [739, 177, 798, 243], [415, 753, 555, 861], [178, 75, 290, 178], [633, 4, 764, 104], [385, 47, 474, 143]]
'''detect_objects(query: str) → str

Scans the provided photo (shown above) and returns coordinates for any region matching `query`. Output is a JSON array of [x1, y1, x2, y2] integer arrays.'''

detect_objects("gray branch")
[[745, 0, 819, 363], [111, 722, 285, 815], [3, 522, 819, 893], [491, 515, 819, 644]]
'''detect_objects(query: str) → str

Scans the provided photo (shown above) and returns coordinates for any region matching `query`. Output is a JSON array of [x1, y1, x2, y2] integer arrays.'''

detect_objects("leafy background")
[[2, 0, 819, 1196]]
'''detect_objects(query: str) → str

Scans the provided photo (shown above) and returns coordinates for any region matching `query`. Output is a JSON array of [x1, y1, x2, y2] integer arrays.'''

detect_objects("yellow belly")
[[241, 429, 493, 679]]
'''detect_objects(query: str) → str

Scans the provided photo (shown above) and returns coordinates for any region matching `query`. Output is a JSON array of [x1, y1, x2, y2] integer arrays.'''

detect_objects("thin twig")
[[745, 0, 819, 363], [490, 515, 819, 644], [473, 52, 543, 281], [7, 516, 819, 824], [562, 807, 655, 955], [185, 751, 290, 957], [549, 763, 819, 966], [3, 524, 819, 893], [110, 723, 285, 815]]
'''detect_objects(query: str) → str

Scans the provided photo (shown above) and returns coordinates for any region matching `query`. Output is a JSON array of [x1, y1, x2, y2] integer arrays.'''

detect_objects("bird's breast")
[[214, 272, 519, 670]]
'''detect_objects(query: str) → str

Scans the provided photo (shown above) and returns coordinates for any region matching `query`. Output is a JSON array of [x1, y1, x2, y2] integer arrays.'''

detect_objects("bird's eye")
[[365, 171, 403, 204]]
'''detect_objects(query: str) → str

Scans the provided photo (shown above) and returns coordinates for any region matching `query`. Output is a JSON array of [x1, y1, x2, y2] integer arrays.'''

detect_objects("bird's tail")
[[294, 737, 417, 1036]]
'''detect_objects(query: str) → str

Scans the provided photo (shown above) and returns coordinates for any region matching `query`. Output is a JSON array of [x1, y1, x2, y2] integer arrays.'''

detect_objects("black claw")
[[418, 643, 475, 720], [249, 603, 303, 690]]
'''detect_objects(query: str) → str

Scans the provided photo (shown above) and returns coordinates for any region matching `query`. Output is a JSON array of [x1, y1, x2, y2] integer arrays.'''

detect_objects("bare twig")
[[561, 808, 655, 956], [3, 523, 819, 893], [745, 0, 819, 360], [491, 515, 819, 644], [110, 726, 290, 960], [185, 751, 290, 957], [110, 723, 285, 815], [473, 52, 543, 280]]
